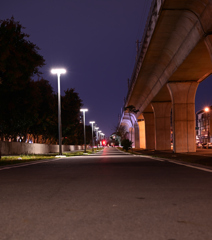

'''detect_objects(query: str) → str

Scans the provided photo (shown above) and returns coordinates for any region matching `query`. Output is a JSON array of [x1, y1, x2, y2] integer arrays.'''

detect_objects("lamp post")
[[95, 127, 99, 150], [101, 133, 104, 146], [89, 121, 95, 153], [98, 130, 102, 146], [204, 107, 210, 143], [51, 68, 66, 156], [80, 108, 88, 153]]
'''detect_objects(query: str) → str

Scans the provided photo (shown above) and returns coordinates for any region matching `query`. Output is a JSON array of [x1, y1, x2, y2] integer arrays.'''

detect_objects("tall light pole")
[[51, 68, 66, 156], [101, 133, 106, 146], [89, 121, 95, 153], [204, 107, 210, 143], [80, 108, 88, 153], [98, 130, 102, 146], [95, 127, 99, 150], [101, 133, 105, 139]]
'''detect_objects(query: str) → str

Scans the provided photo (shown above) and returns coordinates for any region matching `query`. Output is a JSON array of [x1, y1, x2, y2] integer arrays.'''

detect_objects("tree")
[[116, 124, 127, 141], [29, 79, 57, 143], [0, 17, 45, 88], [0, 17, 45, 140], [61, 88, 83, 144]]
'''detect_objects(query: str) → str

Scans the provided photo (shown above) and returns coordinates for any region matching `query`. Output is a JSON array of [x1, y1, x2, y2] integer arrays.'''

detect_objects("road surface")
[[0, 147, 212, 240]]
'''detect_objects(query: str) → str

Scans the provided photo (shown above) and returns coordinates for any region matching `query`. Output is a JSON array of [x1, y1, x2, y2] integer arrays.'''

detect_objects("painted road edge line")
[[139, 155, 212, 173], [0, 158, 62, 171]]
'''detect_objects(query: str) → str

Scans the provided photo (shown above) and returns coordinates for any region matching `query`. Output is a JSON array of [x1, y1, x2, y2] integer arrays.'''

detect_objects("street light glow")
[[80, 108, 88, 112], [205, 107, 210, 112], [51, 68, 66, 74]]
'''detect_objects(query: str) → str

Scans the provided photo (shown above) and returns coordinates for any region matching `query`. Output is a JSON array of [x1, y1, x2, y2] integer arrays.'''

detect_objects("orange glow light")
[[204, 107, 210, 112]]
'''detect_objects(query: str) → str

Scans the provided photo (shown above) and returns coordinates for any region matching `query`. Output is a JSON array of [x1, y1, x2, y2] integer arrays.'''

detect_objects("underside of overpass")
[[120, 0, 212, 153]]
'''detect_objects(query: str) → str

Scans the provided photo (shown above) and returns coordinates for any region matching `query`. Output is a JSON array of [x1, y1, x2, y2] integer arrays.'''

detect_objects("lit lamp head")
[[80, 108, 88, 113], [95, 127, 99, 131], [51, 68, 66, 75], [89, 121, 95, 124], [204, 107, 210, 112]]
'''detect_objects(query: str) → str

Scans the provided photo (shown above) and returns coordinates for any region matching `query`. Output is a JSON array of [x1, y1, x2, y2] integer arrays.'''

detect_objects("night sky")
[[1, 0, 212, 137]]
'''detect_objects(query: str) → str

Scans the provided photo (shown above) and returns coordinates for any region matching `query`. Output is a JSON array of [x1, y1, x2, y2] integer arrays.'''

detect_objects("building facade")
[[196, 107, 212, 143]]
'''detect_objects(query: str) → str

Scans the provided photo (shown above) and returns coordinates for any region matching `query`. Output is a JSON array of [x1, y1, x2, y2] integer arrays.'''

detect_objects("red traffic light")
[[102, 140, 106, 146]]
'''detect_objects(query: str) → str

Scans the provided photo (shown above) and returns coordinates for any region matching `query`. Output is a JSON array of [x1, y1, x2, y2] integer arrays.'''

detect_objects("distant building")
[[196, 106, 212, 143]]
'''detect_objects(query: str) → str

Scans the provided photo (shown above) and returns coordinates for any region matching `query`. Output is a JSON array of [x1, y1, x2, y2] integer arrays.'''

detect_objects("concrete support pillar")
[[143, 112, 155, 149], [151, 102, 172, 150], [167, 82, 199, 153], [134, 123, 140, 149], [129, 127, 134, 147], [138, 120, 146, 149]]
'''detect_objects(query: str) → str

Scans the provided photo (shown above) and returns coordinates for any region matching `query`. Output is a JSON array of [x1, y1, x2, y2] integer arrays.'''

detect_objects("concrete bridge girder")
[[128, 5, 212, 113], [120, 0, 212, 153]]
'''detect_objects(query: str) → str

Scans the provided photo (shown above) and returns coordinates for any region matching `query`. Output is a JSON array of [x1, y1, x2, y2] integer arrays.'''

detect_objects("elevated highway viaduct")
[[119, 0, 212, 153]]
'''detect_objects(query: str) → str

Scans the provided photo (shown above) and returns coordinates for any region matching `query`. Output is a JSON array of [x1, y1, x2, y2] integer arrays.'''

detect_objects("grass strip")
[[0, 148, 103, 166]]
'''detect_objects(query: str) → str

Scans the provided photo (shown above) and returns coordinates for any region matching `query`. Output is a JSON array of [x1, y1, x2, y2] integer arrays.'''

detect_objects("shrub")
[[121, 139, 132, 151]]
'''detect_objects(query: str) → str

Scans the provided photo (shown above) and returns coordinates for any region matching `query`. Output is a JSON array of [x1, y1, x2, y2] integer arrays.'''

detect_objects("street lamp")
[[101, 133, 104, 145], [89, 121, 95, 153], [80, 108, 88, 153], [205, 107, 210, 112], [101, 133, 105, 139], [95, 127, 99, 150], [98, 130, 102, 146], [204, 107, 210, 143], [51, 68, 66, 156]]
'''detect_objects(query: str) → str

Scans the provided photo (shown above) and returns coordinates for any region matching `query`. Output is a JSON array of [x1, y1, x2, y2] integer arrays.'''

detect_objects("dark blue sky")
[[1, 0, 212, 137]]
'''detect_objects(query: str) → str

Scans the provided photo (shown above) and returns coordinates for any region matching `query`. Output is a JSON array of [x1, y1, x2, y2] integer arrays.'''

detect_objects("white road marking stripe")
[[0, 158, 61, 171], [147, 156, 212, 173]]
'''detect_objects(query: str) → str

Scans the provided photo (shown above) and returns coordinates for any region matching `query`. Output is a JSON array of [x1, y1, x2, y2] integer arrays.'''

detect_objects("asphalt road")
[[0, 147, 212, 240]]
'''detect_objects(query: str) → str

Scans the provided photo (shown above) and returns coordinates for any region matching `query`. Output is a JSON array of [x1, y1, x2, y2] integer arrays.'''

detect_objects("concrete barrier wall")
[[0, 141, 83, 155]]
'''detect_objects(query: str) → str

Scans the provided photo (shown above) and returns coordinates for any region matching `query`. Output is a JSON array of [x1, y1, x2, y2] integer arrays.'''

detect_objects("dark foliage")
[[121, 139, 132, 151], [0, 17, 45, 140], [0, 17, 86, 145]]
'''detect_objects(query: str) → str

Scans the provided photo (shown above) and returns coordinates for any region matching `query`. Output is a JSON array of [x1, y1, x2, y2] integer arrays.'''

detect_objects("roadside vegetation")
[[0, 149, 103, 167], [0, 17, 93, 145]]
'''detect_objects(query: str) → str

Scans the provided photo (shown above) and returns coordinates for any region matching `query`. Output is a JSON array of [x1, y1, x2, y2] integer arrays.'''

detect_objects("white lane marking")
[[2, 153, 211, 173], [143, 155, 212, 173], [166, 159, 212, 173], [139, 155, 165, 162], [0, 158, 61, 171], [0, 154, 134, 170]]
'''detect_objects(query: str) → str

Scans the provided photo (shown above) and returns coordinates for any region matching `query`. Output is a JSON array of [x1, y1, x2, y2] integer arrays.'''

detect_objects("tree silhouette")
[[0, 17, 45, 141]]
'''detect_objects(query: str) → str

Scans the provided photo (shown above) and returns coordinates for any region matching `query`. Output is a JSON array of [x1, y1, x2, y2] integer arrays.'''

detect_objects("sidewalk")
[[130, 148, 212, 169]]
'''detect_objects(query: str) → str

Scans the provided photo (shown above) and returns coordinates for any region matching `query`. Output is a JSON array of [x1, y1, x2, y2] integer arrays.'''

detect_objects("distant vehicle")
[[196, 142, 202, 148], [202, 142, 212, 149]]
